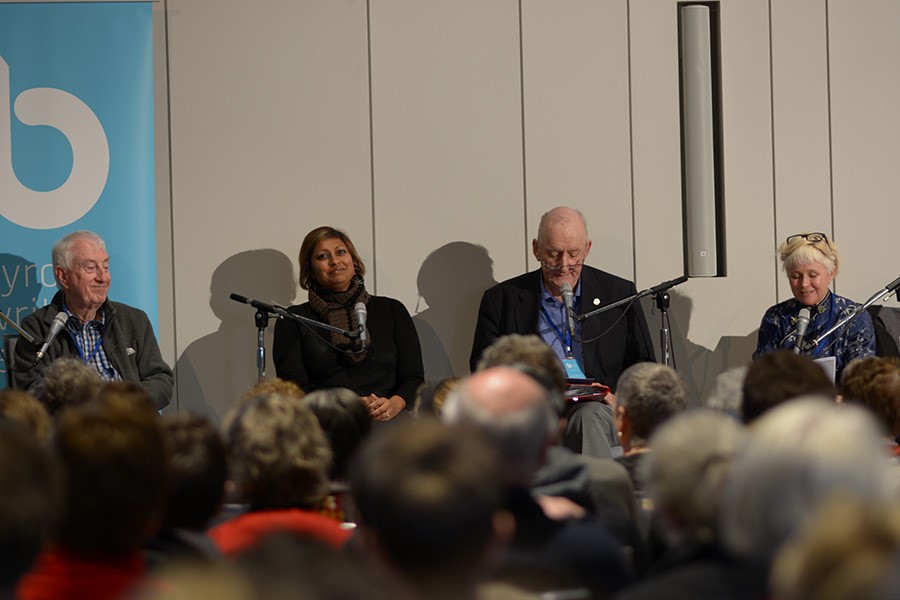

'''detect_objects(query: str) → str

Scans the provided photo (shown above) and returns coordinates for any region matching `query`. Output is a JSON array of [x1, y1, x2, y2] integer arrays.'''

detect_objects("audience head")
[[720, 398, 894, 564], [703, 365, 748, 420], [0, 421, 62, 587], [159, 413, 227, 531], [297, 226, 365, 291], [0, 389, 52, 443], [742, 350, 835, 423], [30, 357, 103, 418], [224, 392, 332, 511], [350, 419, 507, 596], [615, 362, 688, 449], [644, 409, 746, 543], [443, 366, 557, 485], [300, 387, 371, 481], [772, 497, 900, 600], [477, 334, 567, 395], [839, 356, 900, 437], [413, 377, 461, 418], [240, 377, 305, 403], [54, 389, 166, 555]]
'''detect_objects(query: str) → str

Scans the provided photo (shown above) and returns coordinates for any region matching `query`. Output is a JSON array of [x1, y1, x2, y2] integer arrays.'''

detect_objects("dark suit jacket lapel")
[[514, 270, 543, 335]]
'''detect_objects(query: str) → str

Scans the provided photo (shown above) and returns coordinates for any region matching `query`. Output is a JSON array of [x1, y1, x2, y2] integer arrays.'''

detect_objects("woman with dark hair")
[[273, 226, 424, 422]]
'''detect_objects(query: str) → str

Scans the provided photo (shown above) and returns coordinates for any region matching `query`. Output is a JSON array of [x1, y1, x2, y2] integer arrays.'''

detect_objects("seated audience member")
[[614, 363, 688, 493], [299, 387, 371, 482], [0, 389, 52, 443], [0, 422, 62, 597], [772, 497, 900, 600], [717, 398, 895, 599], [13, 230, 174, 410], [300, 387, 373, 522], [413, 377, 461, 418], [350, 419, 510, 600], [740, 350, 835, 423], [29, 357, 102, 419], [18, 386, 167, 600], [444, 366, 634, 597], [145, 413, 227, 568], [240, 377, 305, 402], [839, 356, 900, 453], [703, 365, 747, 421], [209, 391, 351, 557], [477, 334, 638, 524], [616, 410, 748, 600]]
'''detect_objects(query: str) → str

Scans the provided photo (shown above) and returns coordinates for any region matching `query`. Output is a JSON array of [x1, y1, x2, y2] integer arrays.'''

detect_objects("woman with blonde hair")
[[754, 232, 875, 378]]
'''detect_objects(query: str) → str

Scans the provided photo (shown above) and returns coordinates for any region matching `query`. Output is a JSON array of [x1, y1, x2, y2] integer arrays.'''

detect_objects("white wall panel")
[[829, 0, 900, 308], [368, 0, 524, 379], [166, 0, 372, 419], [521, 0, 634, 280], [770, 0, 831, 301], [630, 0, 684, 290]]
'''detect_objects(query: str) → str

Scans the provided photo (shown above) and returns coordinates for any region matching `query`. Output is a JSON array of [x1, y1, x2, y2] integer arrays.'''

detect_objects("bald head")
[[464, 366, 546, 415], [533, 206, 592, 298], [444, 367, 556, 485], [536, 206, 588, 245]]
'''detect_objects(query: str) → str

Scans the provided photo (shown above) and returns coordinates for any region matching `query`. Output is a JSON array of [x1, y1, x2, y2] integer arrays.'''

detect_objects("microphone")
[[561, 283, 577, 345], [886, 275, 900, 299], [354, 302, 368, 347], [793, 307, 811, 354], [229, 293, 284, 316], [650, 275, 689, 295], [35, 312, 68, 361]]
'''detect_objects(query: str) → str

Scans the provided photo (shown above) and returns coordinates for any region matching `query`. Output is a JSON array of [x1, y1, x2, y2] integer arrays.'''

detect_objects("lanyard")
[[540, 303, 573, 358], [67, 323, 104, 363]]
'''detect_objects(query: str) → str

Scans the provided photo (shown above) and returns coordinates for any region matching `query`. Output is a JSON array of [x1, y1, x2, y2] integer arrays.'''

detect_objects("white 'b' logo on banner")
[[0, 56, 109, 230]]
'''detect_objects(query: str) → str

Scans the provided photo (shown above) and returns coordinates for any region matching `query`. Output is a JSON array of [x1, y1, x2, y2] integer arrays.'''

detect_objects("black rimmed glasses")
[[786, 232, 830, 247]]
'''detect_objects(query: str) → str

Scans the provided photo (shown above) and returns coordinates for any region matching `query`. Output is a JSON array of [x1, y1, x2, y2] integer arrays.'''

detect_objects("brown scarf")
[[308, 274, 370, 363]]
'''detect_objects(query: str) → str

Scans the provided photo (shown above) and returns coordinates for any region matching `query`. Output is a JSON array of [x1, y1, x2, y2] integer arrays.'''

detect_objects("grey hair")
[[52, 231, 106, 280], [644, 409, 746, 542], [703, 365, 748, 421], [617, 362, 689, 442], [443, 372, 557, 486], [720, 396, 895, 563]]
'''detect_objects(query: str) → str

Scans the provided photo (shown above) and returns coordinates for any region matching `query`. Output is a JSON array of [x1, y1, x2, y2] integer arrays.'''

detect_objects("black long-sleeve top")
[[272, 295, 424, 406]]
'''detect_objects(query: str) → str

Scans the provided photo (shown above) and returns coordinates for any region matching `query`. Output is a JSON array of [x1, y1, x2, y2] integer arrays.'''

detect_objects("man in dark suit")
[[470, 206, 656, 457]]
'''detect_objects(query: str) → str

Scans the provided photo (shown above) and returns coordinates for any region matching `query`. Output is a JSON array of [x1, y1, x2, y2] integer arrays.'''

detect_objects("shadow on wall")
[[413, 242, 497, 380], [0, 254, 43, 390], [175, 249, 296, 424], [659, 289, 758, 405]]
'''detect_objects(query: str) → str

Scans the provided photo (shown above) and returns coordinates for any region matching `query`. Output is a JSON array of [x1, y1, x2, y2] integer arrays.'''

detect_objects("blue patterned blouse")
[[753, 291, 875, 377]]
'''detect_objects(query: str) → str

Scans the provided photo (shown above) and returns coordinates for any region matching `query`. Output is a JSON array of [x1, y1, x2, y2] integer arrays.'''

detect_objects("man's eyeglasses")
[[540, 259, 585, 273], [786, 232, 830, 247]]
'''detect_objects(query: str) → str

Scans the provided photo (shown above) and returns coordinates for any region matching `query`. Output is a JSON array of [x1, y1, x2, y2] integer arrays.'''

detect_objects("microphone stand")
[[0, 310, 35, 343], [656, 291, 672, 367], [230, 293, 361, 383], [577, 275, 687, 368], [803, 275, 900, 352]]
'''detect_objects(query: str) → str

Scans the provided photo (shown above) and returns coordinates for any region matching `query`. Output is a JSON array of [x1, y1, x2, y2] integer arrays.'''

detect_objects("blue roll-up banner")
[[0, 2, 155, 388]]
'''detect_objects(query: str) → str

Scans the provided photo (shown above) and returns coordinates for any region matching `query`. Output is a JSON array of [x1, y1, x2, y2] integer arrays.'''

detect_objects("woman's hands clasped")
[[362, 394, 405, 421]]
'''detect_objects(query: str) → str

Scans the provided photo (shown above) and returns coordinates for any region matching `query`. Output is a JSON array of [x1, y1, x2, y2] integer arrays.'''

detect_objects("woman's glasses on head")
[[786, 232, 830, 246]]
